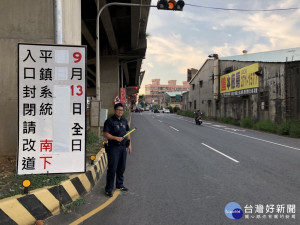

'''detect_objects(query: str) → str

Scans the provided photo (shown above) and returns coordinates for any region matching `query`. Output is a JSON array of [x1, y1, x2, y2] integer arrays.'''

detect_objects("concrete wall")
[[100, 56, 120, 114], [219, 61, 286, 122], [189, 59, 215, 116], [286, 62, 300, 120], [0, 0, 81, 156], [188, 59, 290, 122], [181, 92, 189, 111], [62, 0, 81, 45]]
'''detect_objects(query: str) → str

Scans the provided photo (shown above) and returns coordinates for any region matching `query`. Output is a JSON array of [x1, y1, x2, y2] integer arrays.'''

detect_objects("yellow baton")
[[123, 127, 137, 138]]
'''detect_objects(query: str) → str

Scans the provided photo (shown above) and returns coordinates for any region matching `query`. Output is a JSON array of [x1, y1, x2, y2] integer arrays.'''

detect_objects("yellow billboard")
[[220, 63, 259, 96]]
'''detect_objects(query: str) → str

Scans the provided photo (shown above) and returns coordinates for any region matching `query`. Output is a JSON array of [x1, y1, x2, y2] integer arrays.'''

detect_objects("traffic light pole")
[[96, 2, 153, 101]]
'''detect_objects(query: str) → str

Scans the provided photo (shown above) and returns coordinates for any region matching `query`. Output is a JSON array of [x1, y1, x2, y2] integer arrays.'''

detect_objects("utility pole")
[[53, 0, 63, 44]]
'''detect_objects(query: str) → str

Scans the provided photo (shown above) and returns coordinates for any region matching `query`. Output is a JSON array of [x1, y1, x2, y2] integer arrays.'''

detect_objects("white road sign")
[[18, 43, 86, 174]]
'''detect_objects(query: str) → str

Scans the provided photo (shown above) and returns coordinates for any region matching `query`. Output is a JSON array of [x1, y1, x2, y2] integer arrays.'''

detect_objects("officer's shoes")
[[105, 191, 113, 197], [118, 187, 128, 192]]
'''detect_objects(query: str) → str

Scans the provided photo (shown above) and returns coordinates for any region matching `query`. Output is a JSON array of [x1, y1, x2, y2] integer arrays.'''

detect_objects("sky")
[[140, 0, 300, 94]]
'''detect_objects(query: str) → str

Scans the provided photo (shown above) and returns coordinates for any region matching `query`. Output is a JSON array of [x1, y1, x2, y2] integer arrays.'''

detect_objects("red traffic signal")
[[157, 0, 185, 11], [127, 86, 138, 90], [168, 0, 176, 10]]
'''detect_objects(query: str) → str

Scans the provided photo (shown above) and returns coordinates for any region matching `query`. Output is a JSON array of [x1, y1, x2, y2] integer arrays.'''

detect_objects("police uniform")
[[103, 115, 129, 193]]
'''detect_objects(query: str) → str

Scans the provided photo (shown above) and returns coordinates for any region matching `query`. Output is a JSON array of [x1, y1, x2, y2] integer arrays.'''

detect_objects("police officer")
[[103, 103, 132, 197]]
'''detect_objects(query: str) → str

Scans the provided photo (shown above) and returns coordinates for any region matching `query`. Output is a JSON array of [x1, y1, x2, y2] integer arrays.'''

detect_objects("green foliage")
[[177, 110, 195, 118], [108, 113, 114, 118], [253, 120, 277, 133], [289, 120, 300, 138], [86, 130, 99, 145], [201, 112, 207, 120], [63, 198, 85, 213], [276, 120, 292, 135], [172, 111, 300, 139], [86, 130, 101, 153], [123, 111, 129, 120], [152, 104, 159, 109], [86, 146, 100, 153], [167, 106, 174, 113], [240, 118, 254, 128], [220, 117, 230, 123], [219, 117, 240, 126], [174, 106, 180, 113], [0, 174, 69, 199]]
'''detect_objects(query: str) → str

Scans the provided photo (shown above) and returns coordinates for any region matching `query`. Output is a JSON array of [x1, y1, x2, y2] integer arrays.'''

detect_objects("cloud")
[[141, 0, 300, 93], [145, 35, 206, 74], [147, 62, 154, 68]]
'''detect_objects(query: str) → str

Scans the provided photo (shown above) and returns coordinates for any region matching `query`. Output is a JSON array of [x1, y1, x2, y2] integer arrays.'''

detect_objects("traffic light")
[[157, 0, 185, 11], [127, 86, 138, 90]]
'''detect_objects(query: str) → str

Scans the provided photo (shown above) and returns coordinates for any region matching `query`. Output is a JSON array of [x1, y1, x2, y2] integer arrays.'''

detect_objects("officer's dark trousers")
[[105, 145, 127, 192]]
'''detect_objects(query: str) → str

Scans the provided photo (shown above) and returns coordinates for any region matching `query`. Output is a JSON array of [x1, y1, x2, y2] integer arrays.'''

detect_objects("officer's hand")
[[115, 137, 124, 142], [127, 145, 132, 154]]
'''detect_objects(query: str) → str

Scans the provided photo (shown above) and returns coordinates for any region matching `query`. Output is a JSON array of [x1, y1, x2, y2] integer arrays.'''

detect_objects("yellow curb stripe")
[[104, 153, 108, 164], [69, 190, 121, 225], [0, 150, 108, 225], [99, 156, 104, 173], [96, 161, 100, 173], [61, 180, 80, 202], [90, 165, 97, 182], [33, 189, 60, 215], [77, 174, 92, 193], [0, 198, 36, 225]]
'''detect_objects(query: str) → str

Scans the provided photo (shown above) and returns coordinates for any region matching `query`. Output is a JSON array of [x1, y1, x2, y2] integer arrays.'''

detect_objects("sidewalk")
[[0, 149, 107, 225]]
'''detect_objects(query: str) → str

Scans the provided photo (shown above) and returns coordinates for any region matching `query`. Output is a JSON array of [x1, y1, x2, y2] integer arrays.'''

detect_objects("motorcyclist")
[[195, 110, 202, 120]]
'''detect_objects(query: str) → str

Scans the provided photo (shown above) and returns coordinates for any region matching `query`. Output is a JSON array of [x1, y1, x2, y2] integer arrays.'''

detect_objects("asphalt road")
[[46, 112, 300, 225]]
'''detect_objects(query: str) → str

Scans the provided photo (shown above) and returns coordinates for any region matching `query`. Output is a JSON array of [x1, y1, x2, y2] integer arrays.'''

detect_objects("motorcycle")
[[194, 111, 203, 125], [195, 116, 202, 125]]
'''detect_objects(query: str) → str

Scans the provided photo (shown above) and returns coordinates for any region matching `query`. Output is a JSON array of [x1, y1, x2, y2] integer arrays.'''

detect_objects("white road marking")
[[169, 126, 179, 131], [204, 125, 300, 151], [213, 125, 226, 128], [158, 120, 162, 123], [201, 143, 240, 163], [224, 128, 245, 132]]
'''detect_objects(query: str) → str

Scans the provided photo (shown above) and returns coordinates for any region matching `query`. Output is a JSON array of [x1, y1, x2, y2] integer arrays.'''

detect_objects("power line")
[[185, 3, 300, 12]]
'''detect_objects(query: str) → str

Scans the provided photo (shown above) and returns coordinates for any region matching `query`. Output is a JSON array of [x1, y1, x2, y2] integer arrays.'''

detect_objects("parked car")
[[153, 108, 160, 113], [163, 109, 170, 113]]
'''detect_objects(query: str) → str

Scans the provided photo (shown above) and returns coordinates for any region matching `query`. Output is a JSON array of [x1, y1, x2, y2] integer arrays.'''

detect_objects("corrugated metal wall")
[[286, 62, 300, 120]]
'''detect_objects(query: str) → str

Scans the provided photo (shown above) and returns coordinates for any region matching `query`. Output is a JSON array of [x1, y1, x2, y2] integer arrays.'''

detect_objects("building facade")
[[185, 48, 300, 123], [144, 79, 189, 105], [187, 68, 198, 82], [163, 92, 184, 109]]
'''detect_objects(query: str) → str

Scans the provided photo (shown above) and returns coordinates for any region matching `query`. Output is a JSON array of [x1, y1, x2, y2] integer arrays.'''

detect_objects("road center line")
[[169, 126, 179, 131], [204, 125, 300, 151], [69, 190, 121, 225], [202, 143, 240, 163]]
